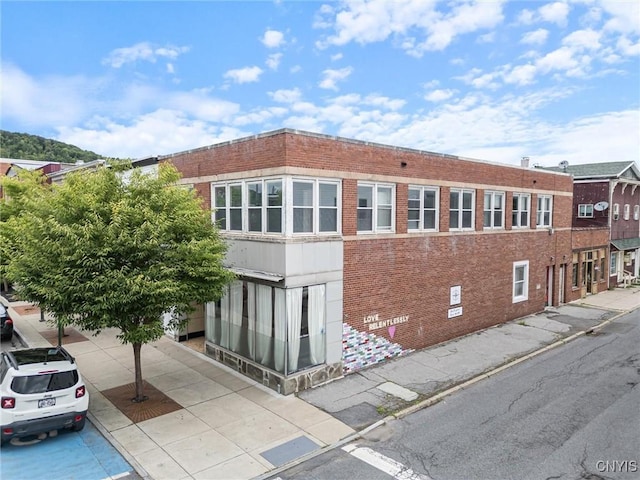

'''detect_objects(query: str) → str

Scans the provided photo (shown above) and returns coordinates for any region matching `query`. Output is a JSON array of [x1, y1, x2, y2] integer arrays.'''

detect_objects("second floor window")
[[212, 177, 337, 235], [358, 183, 395, 233], [483, 191, 504, 229], [450, 189, 474, 230], [624, 204, 630, 220], [512, 193, 530, 228], [408, 186, 439, 231], [537, 195, 553, 227], [577, 204, 593, 218]]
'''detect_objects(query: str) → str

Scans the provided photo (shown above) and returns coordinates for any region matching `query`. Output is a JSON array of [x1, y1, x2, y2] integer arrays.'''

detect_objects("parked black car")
[[1, 304, 13, 341]]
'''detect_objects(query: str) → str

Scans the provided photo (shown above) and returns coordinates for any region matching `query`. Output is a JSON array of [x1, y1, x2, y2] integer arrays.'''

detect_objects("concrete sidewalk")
[[3, 286, 640, 480]]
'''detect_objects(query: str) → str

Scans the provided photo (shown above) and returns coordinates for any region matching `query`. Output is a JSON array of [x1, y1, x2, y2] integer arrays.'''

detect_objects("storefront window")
[[206, 281, 326, 375]]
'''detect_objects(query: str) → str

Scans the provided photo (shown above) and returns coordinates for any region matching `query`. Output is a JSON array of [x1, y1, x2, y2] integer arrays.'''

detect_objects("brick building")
[[157, 129, 574, 394], [542, 161, 640, 297]]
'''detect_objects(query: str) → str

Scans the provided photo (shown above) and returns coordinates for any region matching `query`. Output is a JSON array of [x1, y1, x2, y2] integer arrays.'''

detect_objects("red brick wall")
[[343, 230, 572, 351]]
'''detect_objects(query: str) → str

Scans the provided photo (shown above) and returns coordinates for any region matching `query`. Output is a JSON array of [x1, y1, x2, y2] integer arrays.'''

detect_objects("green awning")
[[611, 238, 640, 251]]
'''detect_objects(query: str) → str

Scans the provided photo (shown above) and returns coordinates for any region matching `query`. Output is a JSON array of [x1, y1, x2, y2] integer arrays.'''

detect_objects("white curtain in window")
[[247, 282, 256, 360], [229, 280, 243, 352], [307, 285, 326, 365], [287, 287, 303, 373], [205, 301, 215, 343], [274, 288, 286, 373], [220, 289, 229, 349], [256, 284, 273, 365]]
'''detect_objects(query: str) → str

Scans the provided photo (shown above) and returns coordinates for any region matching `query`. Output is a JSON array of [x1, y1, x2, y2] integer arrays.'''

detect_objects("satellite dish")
[[559, 160, 569, 170], [594, 201, 609, 211]]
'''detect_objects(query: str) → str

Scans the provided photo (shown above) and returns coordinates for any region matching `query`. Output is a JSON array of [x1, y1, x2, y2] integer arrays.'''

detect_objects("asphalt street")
[[272, 310, 640, 480]]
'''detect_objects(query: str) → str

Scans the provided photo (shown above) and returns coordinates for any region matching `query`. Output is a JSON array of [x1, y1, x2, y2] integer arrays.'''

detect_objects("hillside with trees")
[[0, 130, 103, 163]]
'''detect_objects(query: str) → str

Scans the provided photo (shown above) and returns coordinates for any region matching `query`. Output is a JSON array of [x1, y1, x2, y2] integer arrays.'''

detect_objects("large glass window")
[[319, 182, 338, 232], [512, 193, 530, 228], [266, 180, 283, 233], [536, 195, 552, 227], [408, 186, 439, 231], [205, 281, 326, 375], [358, 183, 395, 233], [247, 182, 263, 232], [214, 186, 227, 229], [211, 177, 337, 235], [229, 184, 243, 231], [450, 189, 474, 230], [484, 191, 504, 229], [293, 181, 314, 233], [513, 260, 529, 303]]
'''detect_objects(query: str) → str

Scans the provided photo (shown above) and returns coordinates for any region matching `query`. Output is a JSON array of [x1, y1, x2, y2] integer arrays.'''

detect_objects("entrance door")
[[546, 266, 554, 306], [558, 265, 565, 304], [585, 260, 593, 293]]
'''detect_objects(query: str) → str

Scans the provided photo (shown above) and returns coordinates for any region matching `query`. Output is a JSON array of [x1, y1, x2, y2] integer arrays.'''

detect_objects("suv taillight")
[[75, 386, 85, 398], [5, 318, 12, 326], [1, 397, 16, 409]]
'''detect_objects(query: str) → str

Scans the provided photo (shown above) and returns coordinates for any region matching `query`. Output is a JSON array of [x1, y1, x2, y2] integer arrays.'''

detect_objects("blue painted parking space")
[[0, 418, 134, 480]]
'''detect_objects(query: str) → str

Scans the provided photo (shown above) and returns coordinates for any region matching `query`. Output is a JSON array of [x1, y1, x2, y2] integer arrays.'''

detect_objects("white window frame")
[[634, 205, 640, 221], [211, 176, 340, 236], [512, 193, 530, 228], [450, 188, 475, 231], [513, 260, 529, 303], [288, 178, 341, 235], [357, 182, 396, 233], [483, 191, 505, 229], [577, 204, 593, 218], [536, 195, 553, 228], [613, 203, 620, 220], [408, 186, 439, 232], [623, 204, 630, 220]]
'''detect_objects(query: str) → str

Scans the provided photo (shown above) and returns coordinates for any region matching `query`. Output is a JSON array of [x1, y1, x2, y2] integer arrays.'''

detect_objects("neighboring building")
[[542, 161, 640, 295], [159, 129, 574, 394]]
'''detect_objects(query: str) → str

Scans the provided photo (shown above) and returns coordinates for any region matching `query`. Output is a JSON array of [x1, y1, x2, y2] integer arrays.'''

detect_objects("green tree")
[[0, 169, 51, 292], [6, 162, 235, 402]]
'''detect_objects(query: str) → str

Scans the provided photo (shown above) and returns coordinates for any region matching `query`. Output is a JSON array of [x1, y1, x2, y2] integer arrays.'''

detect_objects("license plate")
[[38, 398, 56, 408]]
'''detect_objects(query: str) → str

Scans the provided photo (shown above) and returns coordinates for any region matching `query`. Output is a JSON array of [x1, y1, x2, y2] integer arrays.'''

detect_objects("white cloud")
[[56, 110, 247, 159], [503, 64, 538, 86], [269, 88, 302, 103], [315, 0, 506, 56], [521, 28, 549, 45], [600, 0, 640, 34], [261, 29, 285, 48], [562, 29, 601, 50], [102, 42, 189, 68], [223, 66, 264, 84], [266, 53, 283, 71], [1, 63, 96, 128], [538, 2, 570, 27], [424, 88, 455, 102], [318, 67, 353, 90]]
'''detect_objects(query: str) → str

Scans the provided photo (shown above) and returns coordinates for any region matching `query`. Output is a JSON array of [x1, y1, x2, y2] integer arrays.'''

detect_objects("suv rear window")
[[11, 371, 79, 394]]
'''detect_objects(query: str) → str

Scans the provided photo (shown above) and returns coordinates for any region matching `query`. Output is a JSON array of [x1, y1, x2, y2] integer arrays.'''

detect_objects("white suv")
[[1, 347, 89, 445]]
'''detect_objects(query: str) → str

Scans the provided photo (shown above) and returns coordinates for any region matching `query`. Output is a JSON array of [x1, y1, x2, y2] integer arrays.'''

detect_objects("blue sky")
[[1, 1, 638, 167]]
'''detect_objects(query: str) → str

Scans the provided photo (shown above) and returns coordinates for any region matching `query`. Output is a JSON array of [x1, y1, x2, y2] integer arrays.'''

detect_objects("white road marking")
[[342, 444, 432, 480], [101, 472, 131, 480]]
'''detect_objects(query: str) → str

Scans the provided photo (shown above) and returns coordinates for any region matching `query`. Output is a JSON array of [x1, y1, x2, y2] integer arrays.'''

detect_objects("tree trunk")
[[132, 342, 146, 402]]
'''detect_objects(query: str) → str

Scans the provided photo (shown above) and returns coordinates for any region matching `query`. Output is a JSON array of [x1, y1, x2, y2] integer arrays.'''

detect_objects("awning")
[[611, 238, 640, 251], [228, 266, 285, 282]]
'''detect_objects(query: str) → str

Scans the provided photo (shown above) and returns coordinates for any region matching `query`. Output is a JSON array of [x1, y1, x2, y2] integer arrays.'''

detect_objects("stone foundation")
[[205, 342, 343, 395]]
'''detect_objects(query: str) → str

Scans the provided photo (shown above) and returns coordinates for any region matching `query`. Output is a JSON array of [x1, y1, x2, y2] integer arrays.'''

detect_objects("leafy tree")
[[0, 169, 51, 292], [6, 162, 235, 401]]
